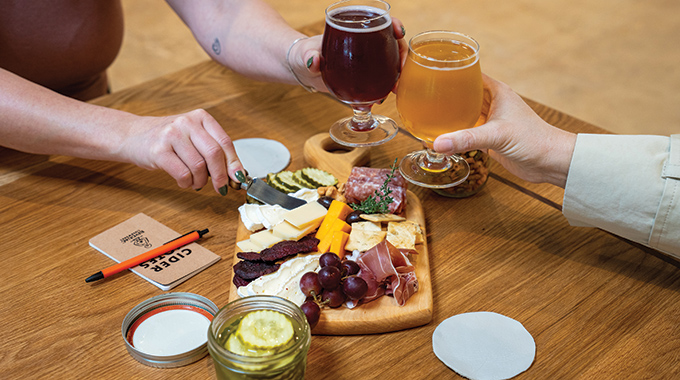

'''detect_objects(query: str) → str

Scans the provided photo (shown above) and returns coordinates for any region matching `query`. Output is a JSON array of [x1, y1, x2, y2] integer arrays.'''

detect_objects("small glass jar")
[[434, 150, 490, 198], [207, 295, 311, 380]]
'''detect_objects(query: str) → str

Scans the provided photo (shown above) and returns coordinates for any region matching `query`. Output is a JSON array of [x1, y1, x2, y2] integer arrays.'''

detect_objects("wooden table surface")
[[2, 22, 680, 379]]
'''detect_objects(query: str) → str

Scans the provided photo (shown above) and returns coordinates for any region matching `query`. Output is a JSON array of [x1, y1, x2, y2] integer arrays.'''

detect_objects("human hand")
[[120, 109, 244, 194], [433, 74, 577, 188], [289, 17, 408, 94]]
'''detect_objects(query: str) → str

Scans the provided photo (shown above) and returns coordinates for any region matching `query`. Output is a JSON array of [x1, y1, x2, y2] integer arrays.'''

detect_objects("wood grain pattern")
[[303, 132, 370, 180], [2, 20, 679, 380]]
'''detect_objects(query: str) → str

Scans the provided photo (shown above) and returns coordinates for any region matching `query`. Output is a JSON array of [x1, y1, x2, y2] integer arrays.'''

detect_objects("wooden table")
[[2, 22, 680, 379]]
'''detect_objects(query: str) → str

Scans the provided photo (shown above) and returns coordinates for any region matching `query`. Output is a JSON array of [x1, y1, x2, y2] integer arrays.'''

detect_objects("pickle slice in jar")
[[226, 334, 274, 357], [236, 310, 294, 349]]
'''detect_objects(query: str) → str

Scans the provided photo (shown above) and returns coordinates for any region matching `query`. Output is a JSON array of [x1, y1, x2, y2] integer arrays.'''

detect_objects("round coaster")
[[233, 138, 291, 179], [432, 312, 535, 380]]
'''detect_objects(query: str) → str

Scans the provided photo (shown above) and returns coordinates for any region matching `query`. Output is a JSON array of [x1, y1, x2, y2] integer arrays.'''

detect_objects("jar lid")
[[121, 292, 219, 368]]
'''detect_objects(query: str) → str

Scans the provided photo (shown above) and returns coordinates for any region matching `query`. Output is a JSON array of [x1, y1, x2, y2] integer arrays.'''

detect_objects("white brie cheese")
[[236, 254, 321, 306], [238, 204, 263, 232], [290, 188, 320, 203], [256, 204, 286, 230]]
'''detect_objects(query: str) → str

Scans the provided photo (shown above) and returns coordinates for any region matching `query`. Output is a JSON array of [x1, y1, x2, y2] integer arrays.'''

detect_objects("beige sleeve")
[[563, 134, 680, 257]]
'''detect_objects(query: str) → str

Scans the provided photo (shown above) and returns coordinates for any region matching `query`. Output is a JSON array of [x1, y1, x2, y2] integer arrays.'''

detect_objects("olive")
[[345, 210, 364, 224], [317, 196, 334, 209]]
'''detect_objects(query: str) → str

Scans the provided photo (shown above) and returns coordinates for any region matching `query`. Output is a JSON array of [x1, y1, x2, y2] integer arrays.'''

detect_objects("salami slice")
[[344, 167, 408, 215]]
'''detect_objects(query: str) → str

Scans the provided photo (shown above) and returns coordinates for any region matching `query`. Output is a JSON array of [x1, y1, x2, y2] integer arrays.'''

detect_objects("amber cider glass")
[[397, 31, 483, 188]]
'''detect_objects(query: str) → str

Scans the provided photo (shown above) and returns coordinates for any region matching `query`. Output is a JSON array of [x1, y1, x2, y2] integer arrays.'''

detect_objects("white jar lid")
[[121, 292, 218, 368]]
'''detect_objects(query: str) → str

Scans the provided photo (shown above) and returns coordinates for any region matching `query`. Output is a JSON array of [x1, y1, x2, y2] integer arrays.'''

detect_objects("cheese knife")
[[233, 171, 306, 210]]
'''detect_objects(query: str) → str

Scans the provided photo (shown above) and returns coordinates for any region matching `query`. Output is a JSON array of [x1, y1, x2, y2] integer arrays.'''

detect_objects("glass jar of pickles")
[[207, 295, 311, 380], [434, 150, 490, 198]]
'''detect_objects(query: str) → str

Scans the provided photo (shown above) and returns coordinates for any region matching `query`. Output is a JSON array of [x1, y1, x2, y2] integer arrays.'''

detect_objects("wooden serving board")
[[229, 133, 433, 335]]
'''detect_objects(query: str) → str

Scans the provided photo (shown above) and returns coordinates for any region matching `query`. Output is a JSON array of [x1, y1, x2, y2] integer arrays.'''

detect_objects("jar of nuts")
[[433, 150, 490, 198]]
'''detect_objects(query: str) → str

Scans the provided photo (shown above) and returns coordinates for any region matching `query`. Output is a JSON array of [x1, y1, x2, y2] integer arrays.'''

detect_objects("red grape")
[[343, 275, 368, 300], [299, 271, 322, 297], [341, 260, 360, 276], [300, 300, 320, 328], [319, 252, 342, 269], [318, 266, 342, 290], [321, 288, 346, 308]]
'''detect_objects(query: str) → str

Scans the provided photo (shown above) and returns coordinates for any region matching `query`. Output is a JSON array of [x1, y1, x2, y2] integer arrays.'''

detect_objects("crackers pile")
[[345, 214, 424, 252]]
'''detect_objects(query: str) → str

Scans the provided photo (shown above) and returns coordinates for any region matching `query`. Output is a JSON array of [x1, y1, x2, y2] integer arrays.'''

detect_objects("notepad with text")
[[88, 213, 220, 290]]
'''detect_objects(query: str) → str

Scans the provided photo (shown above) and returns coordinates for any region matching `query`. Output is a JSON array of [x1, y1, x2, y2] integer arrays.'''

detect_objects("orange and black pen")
[[85, 229, 209, 283]]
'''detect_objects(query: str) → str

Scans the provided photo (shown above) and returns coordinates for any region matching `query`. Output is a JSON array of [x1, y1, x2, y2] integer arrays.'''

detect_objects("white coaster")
[[432, 312, 535, 380], [233, 138, 291, 179]]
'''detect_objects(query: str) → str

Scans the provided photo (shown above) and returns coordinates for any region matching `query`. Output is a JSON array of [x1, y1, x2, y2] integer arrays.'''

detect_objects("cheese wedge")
[[236, 239, 264, 253], [284, 201, 327, 229], [315, 200, 354, 240], [329, 231, 350, 259], [249, 229, 283, 249], [272, 221, 317, 241], [317, 218, 351, 253]]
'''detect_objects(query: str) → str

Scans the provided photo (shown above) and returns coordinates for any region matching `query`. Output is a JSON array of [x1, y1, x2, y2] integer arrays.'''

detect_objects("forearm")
[[0, 68, 136, 162], [167, 0, 304, 85]]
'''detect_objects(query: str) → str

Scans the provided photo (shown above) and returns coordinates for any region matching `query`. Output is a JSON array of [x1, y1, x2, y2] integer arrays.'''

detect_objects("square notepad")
[[89, 213, 220, 290]]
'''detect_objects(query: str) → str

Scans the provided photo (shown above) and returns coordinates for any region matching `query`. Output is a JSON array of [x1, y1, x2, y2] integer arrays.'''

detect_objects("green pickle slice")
[[236, 310, 294, 350], [226, 335, 275, 357]]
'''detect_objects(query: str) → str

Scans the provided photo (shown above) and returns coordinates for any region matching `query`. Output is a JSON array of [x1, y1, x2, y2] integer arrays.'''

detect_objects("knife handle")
[[231, 170, 251, 190]]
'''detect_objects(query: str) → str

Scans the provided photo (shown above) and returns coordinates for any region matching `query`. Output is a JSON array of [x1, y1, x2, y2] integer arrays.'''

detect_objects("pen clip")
[[162, 229, 209, 245]]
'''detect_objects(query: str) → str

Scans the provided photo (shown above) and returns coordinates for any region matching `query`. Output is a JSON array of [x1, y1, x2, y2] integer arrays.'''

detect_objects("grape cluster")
[[299, 252, 368, 328]]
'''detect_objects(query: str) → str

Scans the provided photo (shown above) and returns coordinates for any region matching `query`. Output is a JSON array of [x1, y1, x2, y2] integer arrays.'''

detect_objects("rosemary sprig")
[[351, 159, 398, 214]]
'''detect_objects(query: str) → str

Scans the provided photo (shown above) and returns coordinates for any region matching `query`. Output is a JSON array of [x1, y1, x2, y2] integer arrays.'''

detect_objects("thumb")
[[433, 123, 500, 155]]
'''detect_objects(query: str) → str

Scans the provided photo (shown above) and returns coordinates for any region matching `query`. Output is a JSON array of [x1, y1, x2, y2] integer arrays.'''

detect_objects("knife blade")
[[239, 176, 306, 210]]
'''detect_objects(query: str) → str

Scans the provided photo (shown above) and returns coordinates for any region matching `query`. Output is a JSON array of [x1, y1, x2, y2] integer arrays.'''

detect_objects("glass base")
[[399, 150, 470, 188], [329, 115, 398, 147]]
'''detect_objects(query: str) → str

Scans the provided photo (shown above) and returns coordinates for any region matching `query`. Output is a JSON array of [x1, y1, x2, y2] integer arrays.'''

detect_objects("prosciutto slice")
[[355, 240, 418, 306]]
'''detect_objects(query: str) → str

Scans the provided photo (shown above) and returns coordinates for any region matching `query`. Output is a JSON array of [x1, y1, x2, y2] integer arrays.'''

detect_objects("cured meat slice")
[[237, 251, 263, 261], [233, 260, 280, 280], [232, 274, 252, 288], [259, 235, 319, 262], [355, 240, 418, 306], [344, 167, 408, 215]]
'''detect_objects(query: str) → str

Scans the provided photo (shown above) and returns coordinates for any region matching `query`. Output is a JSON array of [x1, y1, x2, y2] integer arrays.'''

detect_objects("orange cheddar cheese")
[[329, 230, 350, 259], [317, 218, 350, 253], [315, 200, 354, 240]]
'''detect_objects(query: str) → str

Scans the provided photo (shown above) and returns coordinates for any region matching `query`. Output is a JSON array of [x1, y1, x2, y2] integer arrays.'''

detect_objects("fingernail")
[[401, 25, 406, 37], [235, 170, 246, 183], [219, 185, 228, 196], [306, 56, 313, 68]]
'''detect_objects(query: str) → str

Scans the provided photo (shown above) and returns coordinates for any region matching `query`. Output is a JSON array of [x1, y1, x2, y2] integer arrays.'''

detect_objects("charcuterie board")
[[229, 133, 433, 335]]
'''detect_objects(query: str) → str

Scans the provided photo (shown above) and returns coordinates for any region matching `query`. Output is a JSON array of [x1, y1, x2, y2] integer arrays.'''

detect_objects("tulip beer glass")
[[321, 0, 401, 147], [396, 31, 483, 188]]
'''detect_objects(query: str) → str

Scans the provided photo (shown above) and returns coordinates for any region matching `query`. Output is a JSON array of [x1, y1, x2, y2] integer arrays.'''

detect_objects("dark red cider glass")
[[320, 0, 400, 148], [321, 7, 400, 104]]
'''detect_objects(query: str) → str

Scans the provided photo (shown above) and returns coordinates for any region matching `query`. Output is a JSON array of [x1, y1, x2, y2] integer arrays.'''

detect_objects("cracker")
[[360, 213, 406, 223], [402, 220, 424, 244], [351, 221, 382, 232], [386, 221, 417, 250], [345, 229, 386, 252]]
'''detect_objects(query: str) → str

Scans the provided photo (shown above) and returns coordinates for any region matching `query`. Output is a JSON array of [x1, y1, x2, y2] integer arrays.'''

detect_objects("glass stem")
[[350, 105, 377, 132], [421, 148, 452, 172]]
